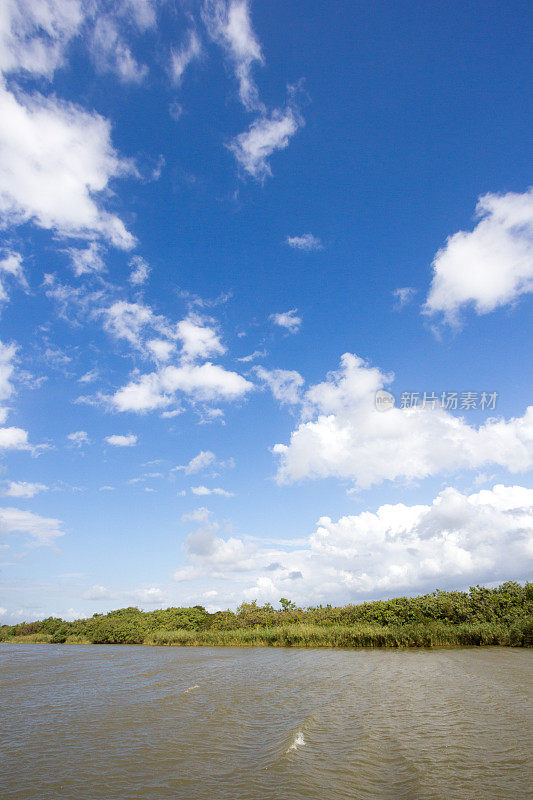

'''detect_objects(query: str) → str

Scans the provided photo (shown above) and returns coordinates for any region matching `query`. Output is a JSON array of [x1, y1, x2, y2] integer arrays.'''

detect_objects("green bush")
[[2, 581, 531, 649]]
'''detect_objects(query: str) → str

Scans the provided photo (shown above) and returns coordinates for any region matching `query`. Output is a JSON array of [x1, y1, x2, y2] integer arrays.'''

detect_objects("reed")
[[2, 581, 531, 648], [144, 619, 532, 649]]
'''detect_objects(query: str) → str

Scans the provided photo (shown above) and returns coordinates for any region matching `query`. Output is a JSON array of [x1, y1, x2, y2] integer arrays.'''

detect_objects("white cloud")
[[269, 308, 302, 334], [0, 85, 136, 247], [203, 2, 304, 178], [174, 450, 216, 474], [203, 0, 263, 111], [83, 584, 113, 600], [67, 430, 89, 447], [191, 485, 234, 497], [273, 352, 533, 490], [306, 484, 533, 597], [78, 369, 99, 384], [0, 0, 83, 79], [236, 349, 266, 363], [67, 243, 105, 276], [170, 29, 202, 85], [129, 255, 150, 285], [171, 484, 533, 606], [0, 505, 64, 546], [2, 481, 48, 498], [230, 103, 302, 179], [424, 188, 533, 324], [393, 286, 416, 309], [112, 362, 253, 413], [0, 427, 33, 451], [286, 233, 323, 251], [0, 249, 28, 302], [147, 339, 176, 362], [90, 15, 147, 83], [0, 340, 17, 419], [254, 366, 304, 405], [102, 301, 167, 350], [169, 101, 183, 121], [129, 586, 165, 604], [121, 0, 156, 32], [105, 433, 137, 447], [174, 506, 249, 579], [177, 315, 226, 361]]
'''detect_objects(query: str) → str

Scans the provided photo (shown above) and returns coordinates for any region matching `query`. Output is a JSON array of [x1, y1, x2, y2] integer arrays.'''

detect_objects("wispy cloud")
[[286, 234, 323, 251], [269, 308, 302, 334], [105, 434, 138, 447]]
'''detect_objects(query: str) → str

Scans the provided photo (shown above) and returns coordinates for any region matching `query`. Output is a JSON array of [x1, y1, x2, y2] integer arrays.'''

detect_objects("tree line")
[[1, 581, 531, 647]]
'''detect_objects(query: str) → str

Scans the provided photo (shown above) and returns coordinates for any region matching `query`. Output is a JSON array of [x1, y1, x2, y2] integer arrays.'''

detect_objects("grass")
[[143, 619, 532, 649]]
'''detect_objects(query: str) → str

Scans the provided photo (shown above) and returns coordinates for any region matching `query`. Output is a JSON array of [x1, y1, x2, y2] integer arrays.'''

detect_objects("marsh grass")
[[2, 582, 531, 649], [145, 619, 532, 649]]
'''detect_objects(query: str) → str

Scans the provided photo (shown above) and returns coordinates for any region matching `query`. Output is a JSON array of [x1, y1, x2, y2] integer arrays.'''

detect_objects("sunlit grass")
[[145, 619, 532, 648]]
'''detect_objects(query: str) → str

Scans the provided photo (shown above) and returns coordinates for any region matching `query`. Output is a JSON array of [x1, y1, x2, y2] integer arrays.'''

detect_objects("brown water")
[[1, 644, 531, 800]]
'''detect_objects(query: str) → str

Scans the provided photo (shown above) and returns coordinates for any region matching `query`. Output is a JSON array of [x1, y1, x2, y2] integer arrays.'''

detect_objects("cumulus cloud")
[[0, 3, 136, 248], [102, 303, 223, 364], [269, 308, 302, 334], [173, 506, 249, 580], [147, 339, 176, 362], [286, 233, 323, 251], [0, 85, 136, 247], [272, 352, 533, 490], [177, 315, 226, 361], [112, 362, 253, 413], [0, 505, 64, 546], [102, 301, 162, 349], [0, 427, 35, 451], [105, 433, 137, 447], [171, 484, 533, 606], [170, 29, 202, 84], [306, 484, 533, 597], [424, 188, 533, 325], [2, 481, 48, 498]]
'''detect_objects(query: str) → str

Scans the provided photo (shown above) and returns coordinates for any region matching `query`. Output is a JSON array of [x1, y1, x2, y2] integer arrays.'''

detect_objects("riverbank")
[[2, 582, 531, 648], [3, 619, 532, 648]]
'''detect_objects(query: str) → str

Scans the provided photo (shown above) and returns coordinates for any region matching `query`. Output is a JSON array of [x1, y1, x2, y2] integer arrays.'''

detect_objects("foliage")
[[1, 581, 531, 648]]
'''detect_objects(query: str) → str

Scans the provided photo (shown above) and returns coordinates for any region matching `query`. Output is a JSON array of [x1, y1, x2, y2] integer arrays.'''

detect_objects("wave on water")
[[287, 731, 306, 752]]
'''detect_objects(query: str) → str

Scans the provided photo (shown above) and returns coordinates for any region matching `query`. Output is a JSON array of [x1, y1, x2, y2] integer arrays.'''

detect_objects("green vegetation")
[[1, 582, 532, 648]]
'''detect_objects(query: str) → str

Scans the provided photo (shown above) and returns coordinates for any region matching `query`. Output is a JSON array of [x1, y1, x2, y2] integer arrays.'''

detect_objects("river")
[[1, 644, 531, 799]]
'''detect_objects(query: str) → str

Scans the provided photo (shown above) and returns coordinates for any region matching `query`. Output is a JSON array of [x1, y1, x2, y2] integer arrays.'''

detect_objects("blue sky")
[[0, 0, 532, 622]]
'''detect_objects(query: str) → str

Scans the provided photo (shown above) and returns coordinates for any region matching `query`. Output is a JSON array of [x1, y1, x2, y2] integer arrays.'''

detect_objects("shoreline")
[[3, 620, 531, 649]]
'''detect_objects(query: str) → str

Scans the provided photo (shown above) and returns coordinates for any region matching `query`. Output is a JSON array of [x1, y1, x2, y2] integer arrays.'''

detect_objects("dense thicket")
[[1, 582, 531, 647]]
